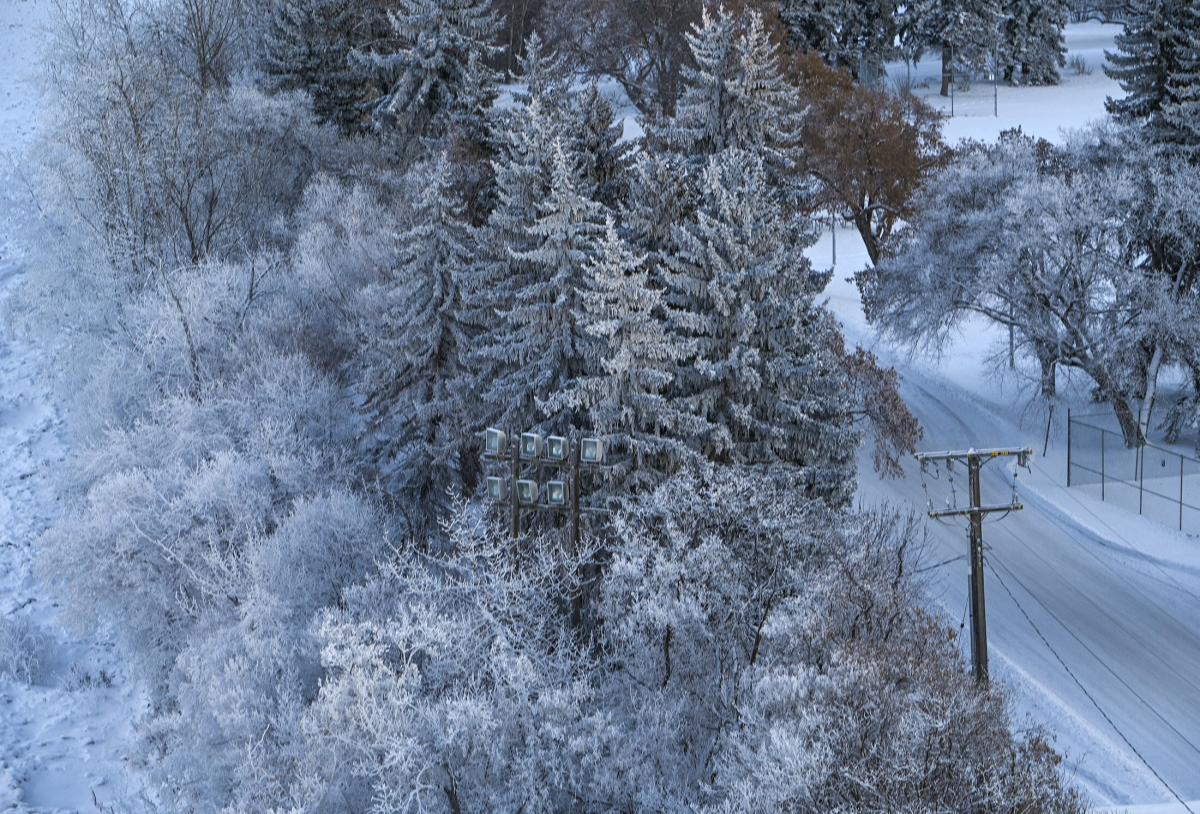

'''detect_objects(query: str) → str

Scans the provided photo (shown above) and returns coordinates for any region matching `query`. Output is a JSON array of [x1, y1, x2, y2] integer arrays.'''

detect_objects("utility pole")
[[916, 446, 1032, 684]]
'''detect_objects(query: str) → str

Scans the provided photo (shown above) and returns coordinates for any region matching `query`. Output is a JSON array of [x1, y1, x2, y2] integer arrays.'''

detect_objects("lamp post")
[[480, 428, 607, 543]]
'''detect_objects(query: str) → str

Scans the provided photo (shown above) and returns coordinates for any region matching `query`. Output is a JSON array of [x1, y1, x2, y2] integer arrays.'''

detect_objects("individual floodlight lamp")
[[580, 437, 605, 464], [520, 432, 543, 460], [544, 435, 568, 462], [484, 427, 508, 457], [545, 480, 568, 507], [516, 479, 539, 505], [486, 476, 509, 502]]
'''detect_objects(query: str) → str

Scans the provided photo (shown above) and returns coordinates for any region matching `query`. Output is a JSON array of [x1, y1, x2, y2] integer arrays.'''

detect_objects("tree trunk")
[[1138, 343, 1163, 442], [1037, 349, 1057, 399], [940, 46, 953, 96]]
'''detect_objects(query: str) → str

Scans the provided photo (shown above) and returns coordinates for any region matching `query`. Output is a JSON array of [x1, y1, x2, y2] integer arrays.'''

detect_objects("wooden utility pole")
[[916, 447, 1032, 684]]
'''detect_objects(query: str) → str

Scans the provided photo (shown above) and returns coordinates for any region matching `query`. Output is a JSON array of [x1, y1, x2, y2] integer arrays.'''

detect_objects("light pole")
[[481, 427, 608, 546]]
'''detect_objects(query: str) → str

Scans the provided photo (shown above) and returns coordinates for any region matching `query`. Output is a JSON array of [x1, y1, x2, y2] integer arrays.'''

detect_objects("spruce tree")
[[659, 9, 803, 191], [572, 83, 633, 211], [504, 143, 607, 435], [780, 0, 900, 84], [913, 0, 1003, 95], [662, 149, 857, 505], [361, 157, 475, 522], [263, 0, 359, 129], [358, 0, 501, 137], [1106, 0, 1200, 157], [1000, 0, 1067, 85], [568, 219, 692, 492], [461, 97, 562, 433]]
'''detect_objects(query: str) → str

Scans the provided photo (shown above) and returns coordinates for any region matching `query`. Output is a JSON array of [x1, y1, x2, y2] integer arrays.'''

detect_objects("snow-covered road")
[[876, 376, 1200, 805]]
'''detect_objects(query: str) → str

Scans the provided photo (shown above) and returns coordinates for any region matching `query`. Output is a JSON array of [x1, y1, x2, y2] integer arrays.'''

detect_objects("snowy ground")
[[812, 22, 1200, 811], [1, 1, 145, 810]]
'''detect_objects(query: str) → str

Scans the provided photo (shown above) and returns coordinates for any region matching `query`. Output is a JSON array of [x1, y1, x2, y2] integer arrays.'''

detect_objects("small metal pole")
[[1138, 444, 1144, 516], [831, 214, 837, 266], [1067, 408, 1072, 487], [951, 78, 955, 116], [1101, 429, 1106, 502], [1180, 454, 1185, 531], [993, 62, 999, 117]]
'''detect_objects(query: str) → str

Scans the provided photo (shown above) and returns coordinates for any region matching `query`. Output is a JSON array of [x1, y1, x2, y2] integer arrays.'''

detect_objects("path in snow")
[[1, 1, 144, 810]]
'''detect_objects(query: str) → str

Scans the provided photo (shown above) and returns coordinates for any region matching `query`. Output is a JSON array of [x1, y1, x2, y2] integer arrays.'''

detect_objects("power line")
[[985, 555, 1199, 813]]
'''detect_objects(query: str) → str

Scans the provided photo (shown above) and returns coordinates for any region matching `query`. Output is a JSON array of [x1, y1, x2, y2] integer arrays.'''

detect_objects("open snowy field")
[[813, 21, 1200, 813]]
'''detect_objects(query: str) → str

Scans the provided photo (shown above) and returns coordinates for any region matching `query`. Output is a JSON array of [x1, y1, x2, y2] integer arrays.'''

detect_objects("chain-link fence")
[[1067, 411, 1200, 533]]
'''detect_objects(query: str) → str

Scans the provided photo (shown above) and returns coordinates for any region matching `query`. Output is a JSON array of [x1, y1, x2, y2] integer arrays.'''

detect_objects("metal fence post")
[[1100, 428, 1106, 502], [1180, 455, 1185, 531], [1070, 408, 1080, 492], [1138, 444, 1144, 516]]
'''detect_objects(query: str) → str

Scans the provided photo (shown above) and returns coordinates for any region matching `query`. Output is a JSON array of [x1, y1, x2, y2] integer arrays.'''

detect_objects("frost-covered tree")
[[912, 0, 1003, 95], [571, 83, 633, 210], [861, 126, 1200, 445], [1105, 0, 1200, 157], [356, 0, 501, 138], [562, 219, 692, 492], [263, 0, 360, 128], [493, 143, 607, 435], [779, 0, 901, 84], [461, 96, 561, 431], [999, 0, 1068, 85], [359, 157, 476, 523], [663, 150, 857, 504], [659, 8, 802, 176]]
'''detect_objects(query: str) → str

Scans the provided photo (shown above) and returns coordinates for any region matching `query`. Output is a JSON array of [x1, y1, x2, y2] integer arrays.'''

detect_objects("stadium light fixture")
[[544, 435, 568, 462], [516, 479, 539, 505], [486, 476, 509, 502], [520, 432, 543, 460], [545, 480, 568, 507], [484, 427, 508, 457], [580, 437, 605, 464]]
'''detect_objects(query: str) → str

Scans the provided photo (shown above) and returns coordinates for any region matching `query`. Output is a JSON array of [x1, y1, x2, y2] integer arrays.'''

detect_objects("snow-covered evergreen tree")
[[1000, 0, 1068, 84], [502, 143, 607, 435], [565, 219, 692, 492], [571, 83, 632, 211], [263, 0, 359, 128], [914, 0, 1003, 95], [446, 50, 499, 225], [1106, 0, 1200, 157], [780, 0, 900, 83], [462, 96, 563, 432], [662, 150, 857, 504], [658, 9, 804, 198], [360, 157, 475, 521], [357, 0, 500, 137]]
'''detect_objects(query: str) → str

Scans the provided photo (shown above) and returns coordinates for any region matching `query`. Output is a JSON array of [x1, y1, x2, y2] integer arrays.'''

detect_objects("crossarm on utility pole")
[[915, 446, 1032, 685]]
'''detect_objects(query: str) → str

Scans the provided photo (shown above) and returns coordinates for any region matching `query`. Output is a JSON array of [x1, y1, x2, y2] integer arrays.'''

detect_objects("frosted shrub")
[[0, 616, 49, 685]]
